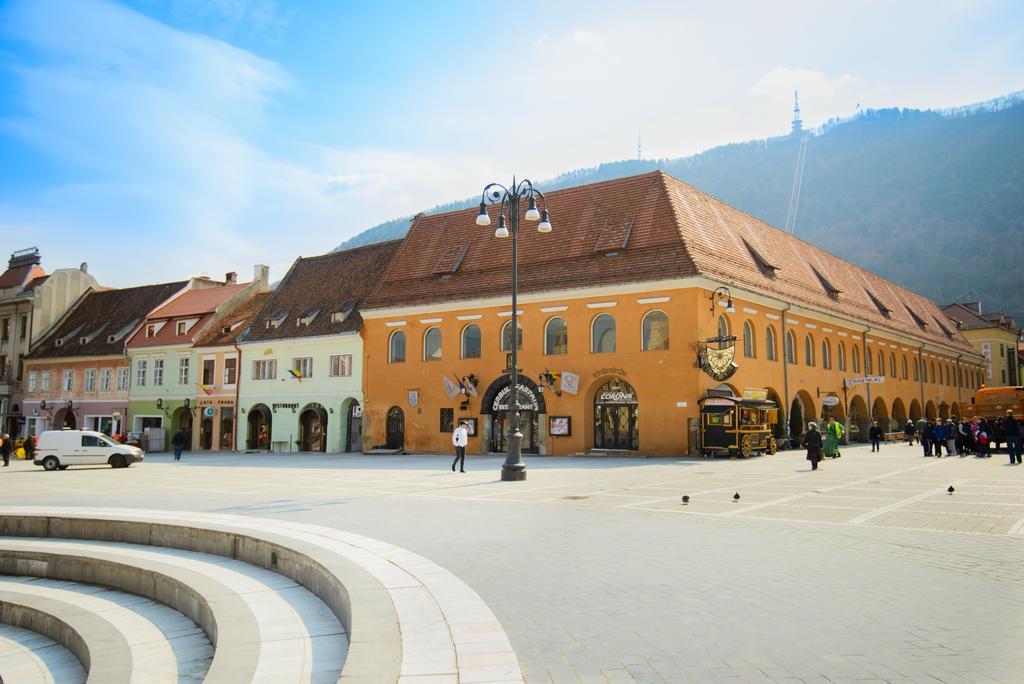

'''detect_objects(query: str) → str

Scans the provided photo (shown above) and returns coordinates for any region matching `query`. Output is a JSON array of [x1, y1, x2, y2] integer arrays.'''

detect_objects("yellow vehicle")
[[698, 389, 779, 458], [964, 386, 1024, 421]]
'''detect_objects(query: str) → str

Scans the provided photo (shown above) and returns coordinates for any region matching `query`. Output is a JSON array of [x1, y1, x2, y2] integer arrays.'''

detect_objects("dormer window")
[[107, 335, 117, 343], [266, 319, 279, 329], [903, 304, 928, 329], [810, 266, 841, 299], [146, 324, 157, 338], [221, 326, 231, 334], [55, 338, 64, 347], [331, 311, 345, 323], [297, 306, 321, 327], [742, 238, 779, 278], [79, 337, 88, 345], [865, 289, 892, 318], [176, 321, 187, 335]]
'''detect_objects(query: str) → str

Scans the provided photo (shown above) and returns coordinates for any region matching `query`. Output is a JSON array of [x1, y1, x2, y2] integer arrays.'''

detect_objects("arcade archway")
[[872, 397, 890, 432], [892, 398, 908, 426], [909, 399, 922, 422], [247, 404, 271, 450], [299, 403, 327, 452], [849, 395, 869, 442], [925, 400, 937, 419]]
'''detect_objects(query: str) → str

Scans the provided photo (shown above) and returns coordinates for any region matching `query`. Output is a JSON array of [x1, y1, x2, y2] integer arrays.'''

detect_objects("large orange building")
[[359, 172, 986, 456]]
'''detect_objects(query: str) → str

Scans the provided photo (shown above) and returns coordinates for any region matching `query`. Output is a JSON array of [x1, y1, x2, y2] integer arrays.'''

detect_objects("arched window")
[[766, 326, 778, 362], [930, 361, 935, 383], [591, 314, 616, 353], [742, 321, 755, 358], [958, 367, 963, 387], [852, 345, 861, 373], [461, 324, 481, 359], [822, 339, 831, 370], [889, 352, 896, 378], [423, 327, 442, 361], [501, 321, 522, 352], [717, 315, 730, 339], [945, 365, 951, 386], [878, 351, 885, 377], [642, 311, 669, 351], [388, 330, 406, 364], [913, 358, 919, 381], [838, 342, 846, 371], [901, 356, 908, 379], [545, 317, 568, 355], [804, 334, 815, 366], [785, 330, 796, 364], [865, 349, 872, 375]]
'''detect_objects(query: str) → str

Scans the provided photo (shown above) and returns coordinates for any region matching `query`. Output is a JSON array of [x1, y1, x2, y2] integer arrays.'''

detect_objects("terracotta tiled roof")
[[242, 240, 402, 343], [127, 312, 216, 348], [364, 172, 697, 310], [26, 281, 188, 359], [194, 292, 273, 347], [0, 264, 45, 289], [149, 282, 250, 318], [365, 170, 975, 354], [21, 275, 49, 292]]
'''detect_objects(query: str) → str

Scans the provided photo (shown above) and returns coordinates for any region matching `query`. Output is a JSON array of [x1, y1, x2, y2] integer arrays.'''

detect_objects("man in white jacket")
[[451, 421, 469, 472]]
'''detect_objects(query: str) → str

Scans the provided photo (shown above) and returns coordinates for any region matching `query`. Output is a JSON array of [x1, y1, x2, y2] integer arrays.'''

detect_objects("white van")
[[34, 429, 144, 471]]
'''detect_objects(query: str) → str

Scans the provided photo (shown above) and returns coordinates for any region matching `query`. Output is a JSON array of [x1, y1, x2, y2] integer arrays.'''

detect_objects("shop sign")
[[272, 402, 298, 410], [352, 405, 363, 417], [695, 340, 738, 381], [597, 390, 636, 404], [844, 376, 885, 387], [492, 385, 540, 412], [592, 367, 627, 378], [203, 407, 217, 417], [560, 371, 580, 395], [742, 388, 768, 401], [822, 395, 841, 407]]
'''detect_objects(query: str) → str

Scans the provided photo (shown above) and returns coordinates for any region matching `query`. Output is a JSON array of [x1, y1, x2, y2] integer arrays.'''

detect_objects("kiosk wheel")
[[740, 434, 754, 458], [767, 437, 778, 455]]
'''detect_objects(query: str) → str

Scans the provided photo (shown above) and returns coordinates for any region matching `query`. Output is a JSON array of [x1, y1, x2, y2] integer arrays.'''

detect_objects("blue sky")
[[1, 0, 1022, 287]]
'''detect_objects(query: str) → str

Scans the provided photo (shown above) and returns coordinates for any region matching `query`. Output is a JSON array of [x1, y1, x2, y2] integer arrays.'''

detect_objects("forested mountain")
[[337, 93, 1024, 320]]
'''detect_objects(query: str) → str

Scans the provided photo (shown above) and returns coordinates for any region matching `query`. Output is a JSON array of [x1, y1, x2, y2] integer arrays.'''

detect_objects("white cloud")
[[751, 67, 857, 104]]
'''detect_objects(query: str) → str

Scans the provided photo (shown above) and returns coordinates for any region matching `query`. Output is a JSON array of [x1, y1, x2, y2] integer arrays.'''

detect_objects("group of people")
[[0, 433, 35, 466], [800, 410, 1022, 469], [903, 411, 1022, 463]]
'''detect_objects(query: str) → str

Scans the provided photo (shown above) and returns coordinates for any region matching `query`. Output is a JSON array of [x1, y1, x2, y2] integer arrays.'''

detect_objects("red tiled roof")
[[194, 292, 273, 347], [0, 264, 45, 289], [127, 312, 216, 348], [21, 275, 49, 292], [365, 170, 975, 354], [150, 282, 250, 318], [26, 281, 188, 359], [242, 240, 402, 343]]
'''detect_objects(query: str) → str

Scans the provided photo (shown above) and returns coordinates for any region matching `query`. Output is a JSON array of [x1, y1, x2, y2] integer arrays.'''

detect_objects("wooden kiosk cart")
[[698, 388, 779, 458]]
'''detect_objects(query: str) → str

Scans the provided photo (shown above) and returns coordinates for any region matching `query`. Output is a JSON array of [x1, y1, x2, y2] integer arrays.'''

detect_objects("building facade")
[[236, 241, 400, 453], [942, 302, 1020, 387], [0, 248, 98, 436], [22, 281, 189, 439], [360, 172, 986, 456], [126, 272, 267, 452]]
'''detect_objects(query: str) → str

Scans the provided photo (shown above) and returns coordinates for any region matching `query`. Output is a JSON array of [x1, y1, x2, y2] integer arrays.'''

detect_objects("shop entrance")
[[299, 404, 327, 452], [247, 404, 271, 450], [491, 410, 539, 454], [385, 407, 404, 449], [347, 401, 362, 452], [593, 379, 639, 450], [200, 417, 214, 449]]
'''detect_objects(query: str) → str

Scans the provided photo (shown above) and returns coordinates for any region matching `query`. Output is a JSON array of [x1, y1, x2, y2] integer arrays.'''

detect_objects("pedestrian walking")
[[451, 421, 469, 472], [945, 419, 957, 456], [24, 433, 35, 462], [976, 419, 991, 458], [904, 420, 915, 446], [802, 422, 823, 470], [823, 417, 844, 458], [171, 428, 186, 461], [869, 421, 882, 452], [1004, 410, 1022, 465], [0, 434, 10, 467], [922, 419, 936, 457]]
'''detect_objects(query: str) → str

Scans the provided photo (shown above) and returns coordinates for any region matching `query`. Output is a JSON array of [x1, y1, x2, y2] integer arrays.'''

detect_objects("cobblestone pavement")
[[3, 442, 1022, 682]]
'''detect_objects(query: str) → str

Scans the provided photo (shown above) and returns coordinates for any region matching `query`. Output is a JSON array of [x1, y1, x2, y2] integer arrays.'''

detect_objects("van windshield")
[[99, 435, 121, 447]]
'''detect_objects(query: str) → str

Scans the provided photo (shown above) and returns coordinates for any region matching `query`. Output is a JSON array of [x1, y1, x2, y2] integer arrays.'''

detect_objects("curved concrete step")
[[0, 621, 86, 684], [0, 538, 346, 682], [0, 507, 522, 683]]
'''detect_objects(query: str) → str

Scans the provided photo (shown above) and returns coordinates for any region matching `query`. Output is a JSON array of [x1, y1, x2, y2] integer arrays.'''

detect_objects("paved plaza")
[[2, 442, 1023, 682]]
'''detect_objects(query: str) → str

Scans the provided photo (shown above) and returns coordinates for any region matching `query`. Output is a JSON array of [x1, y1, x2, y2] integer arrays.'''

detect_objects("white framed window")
[[804, 335, 815, 366], [838, 343, 846, 371], [742, 320, 755, 358], [28, 371, 37, 393], [136, 359, 148, 387], [389, 330, 406, 363], [145, 323, 157, 338], [330, 354, 352, 377], [117, 367, 129, 391], [152, 358, 164, 386], [224, 357, 237, 386], [177, 356, 190, 385], [500, 321, 522, 352], [822, 339, 831, 369], [202, 357, 216, 386], [84, 369, 96, 392], [461, 325, 481, 359], [591, 314, 616, 353], [545, 317, 568, 355], [63, 370, 74, 392], [423, 327, 442, 361], [100, 368, 112, 391], [176, 321, 187, 335], [41, 370, 51, 392], [293, 357, 313, 378], [785, 331, 796, 364], [766, 326, 777, 362], [253, 359, 277, 380]]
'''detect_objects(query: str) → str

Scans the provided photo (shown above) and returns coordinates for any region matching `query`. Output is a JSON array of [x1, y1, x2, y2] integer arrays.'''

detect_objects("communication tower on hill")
[[784, 91, 810, 235]]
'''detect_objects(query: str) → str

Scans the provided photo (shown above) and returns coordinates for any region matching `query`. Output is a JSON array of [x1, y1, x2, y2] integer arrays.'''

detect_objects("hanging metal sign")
[[822, 395, 841, 407], [694, 336, 738, 381]]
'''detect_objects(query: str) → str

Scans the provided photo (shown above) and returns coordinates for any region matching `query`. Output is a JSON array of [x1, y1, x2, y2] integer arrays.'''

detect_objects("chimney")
[[80, 262, 88, 273], [225, 271, 237, 284], [254, 264, 269, 291]]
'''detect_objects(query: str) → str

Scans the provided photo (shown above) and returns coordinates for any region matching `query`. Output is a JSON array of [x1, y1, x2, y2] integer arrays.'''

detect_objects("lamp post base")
[[501, 463, 527, 481]]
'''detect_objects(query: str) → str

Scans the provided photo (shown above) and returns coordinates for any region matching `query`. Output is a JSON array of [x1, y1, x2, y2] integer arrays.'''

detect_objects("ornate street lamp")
[[476, 177, 552, 481]]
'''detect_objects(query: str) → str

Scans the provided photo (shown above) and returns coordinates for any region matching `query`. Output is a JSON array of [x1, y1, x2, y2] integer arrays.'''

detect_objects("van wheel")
[[110, 454, 127, 469], [42, 456, 60, 471]]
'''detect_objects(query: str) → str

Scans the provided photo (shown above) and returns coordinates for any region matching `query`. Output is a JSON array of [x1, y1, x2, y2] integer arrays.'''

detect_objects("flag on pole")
[[197, 384, 214, 396], [442, 375, 461, 399], [288, 369, 303, 382]]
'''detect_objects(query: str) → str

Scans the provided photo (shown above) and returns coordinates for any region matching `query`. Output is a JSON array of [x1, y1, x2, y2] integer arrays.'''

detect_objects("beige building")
[[943, 302, 1020, 387], [0, 248, 99, 436]]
